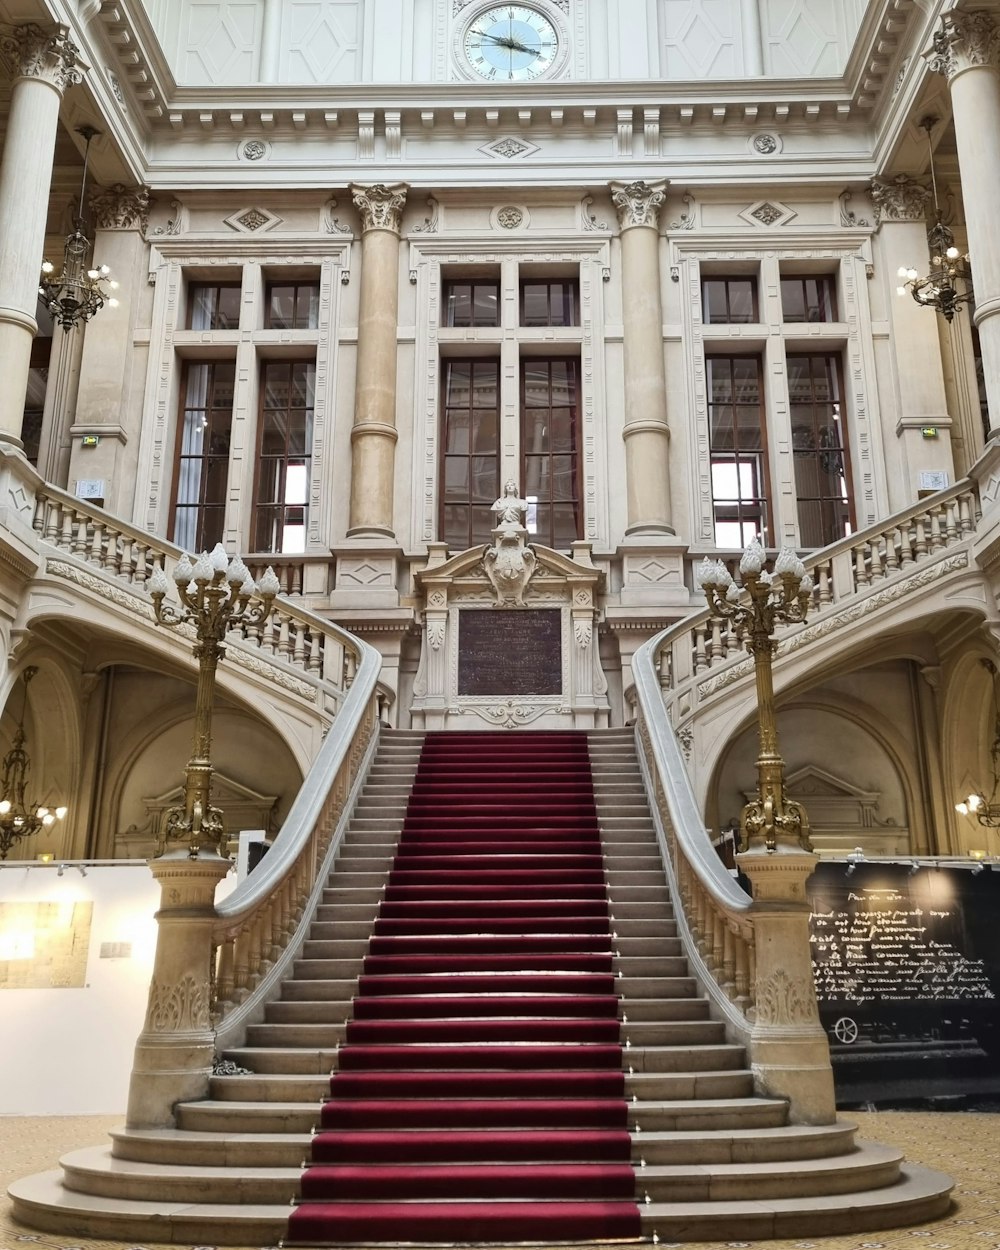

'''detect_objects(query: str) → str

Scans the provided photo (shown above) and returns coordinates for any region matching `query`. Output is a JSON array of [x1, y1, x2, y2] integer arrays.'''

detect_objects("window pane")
[[267, 286, 296, 329], [472, 284, 499, 326], [780, 279, 806, 323], [252, 360, 315, 554], [707, 355, 768, 547], [189, 284, 241, 330], [440, 359, 500, 548], [519, 356, 579, 548], [728, 280, 755, 323], [788, 354, 852, 547], [703, 280, 727, 323]]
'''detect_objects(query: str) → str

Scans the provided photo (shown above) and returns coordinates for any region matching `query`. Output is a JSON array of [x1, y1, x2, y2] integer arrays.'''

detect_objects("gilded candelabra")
[[695, 538, 814, 853], [147, 544, 279, 857]]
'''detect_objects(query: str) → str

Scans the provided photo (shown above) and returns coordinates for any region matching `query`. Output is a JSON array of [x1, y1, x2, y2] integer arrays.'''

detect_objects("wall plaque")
[[458, 609, 562, 696]]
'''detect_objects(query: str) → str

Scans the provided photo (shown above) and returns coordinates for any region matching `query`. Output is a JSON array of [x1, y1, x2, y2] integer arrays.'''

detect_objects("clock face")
[[464, 5, 560, 82]]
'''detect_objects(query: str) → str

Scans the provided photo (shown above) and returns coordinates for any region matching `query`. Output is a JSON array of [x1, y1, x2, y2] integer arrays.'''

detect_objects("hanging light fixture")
[[0, 667, 67, 860], [956, 658, 1000, 829], [38, 125, 119, 331], [896, 116, 974, 323]]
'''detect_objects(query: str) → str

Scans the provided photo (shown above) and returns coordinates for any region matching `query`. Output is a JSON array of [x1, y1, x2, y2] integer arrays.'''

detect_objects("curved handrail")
[[631, 475, 982, 1033]]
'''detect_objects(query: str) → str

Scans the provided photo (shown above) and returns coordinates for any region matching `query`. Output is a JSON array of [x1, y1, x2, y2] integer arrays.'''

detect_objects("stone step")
[[58, 1146, 300, 1205], [176, 1100, 318, 1134], [636, 1141, 904, 1203], [245, 1022, 347, 1047]]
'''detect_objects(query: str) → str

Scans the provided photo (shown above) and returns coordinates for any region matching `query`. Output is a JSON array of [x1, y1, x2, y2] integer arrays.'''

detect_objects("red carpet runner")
[[286, 730, 641, 1243]]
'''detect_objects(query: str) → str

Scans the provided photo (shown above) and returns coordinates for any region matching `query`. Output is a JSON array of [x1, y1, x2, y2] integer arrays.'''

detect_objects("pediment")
[[784, 765, 880, 803], [143, 772, 279, 812], [417, 540, 603, 592]]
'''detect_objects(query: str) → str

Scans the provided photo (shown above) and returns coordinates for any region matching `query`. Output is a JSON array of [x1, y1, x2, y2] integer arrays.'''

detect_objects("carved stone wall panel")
[[760, 0, 850, 78], [281, 1, 364, 83], [178, 2, 263, 84], [658, 0, 742, 79]]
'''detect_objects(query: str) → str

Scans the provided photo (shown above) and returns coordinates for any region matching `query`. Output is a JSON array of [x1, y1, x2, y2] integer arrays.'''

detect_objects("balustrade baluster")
[[899, 521, 915, 566], [711, 913, 724, 976], [734, 935, 750, 1010], [929, 506, 943, 551], [816, 562, 832, 606], [72, 511, 89, 557], [709, 618, 723, 662], [853, 545, 869, 589], [869, 538, 884, 582], [693, 625, 707, 673], [233, 930, 251, 1002], [722, 924, 736, 995], [914, 515, 928, 558]]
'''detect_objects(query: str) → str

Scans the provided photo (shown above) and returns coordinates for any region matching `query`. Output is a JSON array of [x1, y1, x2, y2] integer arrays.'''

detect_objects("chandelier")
[[39, 126, 118, 331], [956, 658, 1000, 828], [896, 117, 973, 323], [0, 667, 67, 860]]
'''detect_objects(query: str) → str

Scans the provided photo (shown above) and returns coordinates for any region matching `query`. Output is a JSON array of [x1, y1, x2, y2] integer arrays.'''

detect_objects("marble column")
[[610, 180, 674, 535], [69, 183, 151, 514], [0, 24, 83, 447], [928, 10, 1000, 438], [870, 174, 955, 503], [347, 183, 407, 538]]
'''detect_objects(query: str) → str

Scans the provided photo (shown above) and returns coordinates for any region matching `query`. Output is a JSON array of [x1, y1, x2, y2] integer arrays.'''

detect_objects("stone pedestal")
[[737, 847, 837, 1125], [347, 183, 407, 539], [125, 850, 231, 1128], [610, 180, 674, 535], [0, 24, 83, 446]]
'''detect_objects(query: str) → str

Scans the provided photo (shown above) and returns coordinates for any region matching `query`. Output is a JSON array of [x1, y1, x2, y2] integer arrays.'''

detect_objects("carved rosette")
[[0, 23, 83, 93], [350, 182, 408, 235], [869, 174, 932, 225], [610, 179, 668, 231], [90, 183, 151, 232], [927, 11, 1000, 81]]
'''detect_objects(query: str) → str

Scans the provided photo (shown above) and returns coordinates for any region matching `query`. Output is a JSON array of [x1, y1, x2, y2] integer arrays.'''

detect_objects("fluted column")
[[870, 174, 954, 503], [928, 10, 1000, 437], [610, 180, 674, 535], [0, 24, 83, 446], [348, 182, 407, 538]]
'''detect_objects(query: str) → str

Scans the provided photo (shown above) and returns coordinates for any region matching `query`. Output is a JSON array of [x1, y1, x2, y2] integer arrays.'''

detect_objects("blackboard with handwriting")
[[807, 862, 1000, 1100]]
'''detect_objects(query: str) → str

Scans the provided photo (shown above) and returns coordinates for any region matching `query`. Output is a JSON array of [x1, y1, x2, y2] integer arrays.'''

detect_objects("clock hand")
[[480, 31, 535, 54]]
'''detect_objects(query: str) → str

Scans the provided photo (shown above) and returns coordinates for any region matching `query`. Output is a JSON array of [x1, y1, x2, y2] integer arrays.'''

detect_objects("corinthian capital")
[[350, 183, 408, 234], [90, 184, 152, 232], [0, 23, 84, 93], [870, 174, 931, 226], [927, 10, 1000, 81], [610, 179, 668, 231]]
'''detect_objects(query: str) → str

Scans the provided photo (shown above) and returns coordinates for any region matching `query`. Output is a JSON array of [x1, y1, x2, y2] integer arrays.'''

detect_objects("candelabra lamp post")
[[696, 537, 836, 1125], [695, 538, 814, 853], [126, 544, 279, 1130], [147, 543, 280, 858]]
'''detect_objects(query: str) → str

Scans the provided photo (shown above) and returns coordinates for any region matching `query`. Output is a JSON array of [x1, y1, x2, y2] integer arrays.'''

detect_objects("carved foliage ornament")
[[610, 179, 667, 231], [754, 967, 817, 1026], [351, 182, 408, 234], [89, 184, 151, 232], [869, 174, 932, 225], [0, 23, 83, 93], [927, 11, 1000, 81], [146, 973, 210, 1032]]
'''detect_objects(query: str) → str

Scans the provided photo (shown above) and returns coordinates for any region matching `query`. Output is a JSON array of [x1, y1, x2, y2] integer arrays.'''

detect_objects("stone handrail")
[[28, 482, 384, 1039], [32, 487, 358, 702], [630, 477, 981, 1040]]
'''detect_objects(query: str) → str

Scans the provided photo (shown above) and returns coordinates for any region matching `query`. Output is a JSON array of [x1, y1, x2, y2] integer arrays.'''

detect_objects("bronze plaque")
[[458, 609, 562, 696]]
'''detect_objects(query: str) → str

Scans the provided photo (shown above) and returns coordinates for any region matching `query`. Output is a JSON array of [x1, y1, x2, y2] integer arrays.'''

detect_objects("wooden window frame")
[[706, 354, 772, 548], [250, 359, 316, 555], [519, 355, 582, 549], [264, 280, 321, 330], [170, 359, 236, 552], [442, 278, 501, 328], [519, 278, 580, 328], [786, 352, 855, 547], [187, 282, 242, 331], [780, 275, 838, 323], [439, 357, 501, 550], [701, 277, 759, 325]]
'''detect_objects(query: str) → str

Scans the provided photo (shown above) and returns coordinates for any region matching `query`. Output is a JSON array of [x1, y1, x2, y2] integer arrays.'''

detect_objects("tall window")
[[788, 354, 852, 547], [702, 277, 758, 324], [522, 358, 580, 547], [252, 362, 315, 554], [781, 276, 837, 323], [443, 280, 500, 327], [172, 361, 235, 551], [266, 281, 320, 330], [188, 283, 241, 330], [707, 356, 770, 547], [441, 360, 499, 548]]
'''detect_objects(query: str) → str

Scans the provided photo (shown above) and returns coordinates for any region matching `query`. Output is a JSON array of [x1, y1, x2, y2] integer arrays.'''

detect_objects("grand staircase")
[[9, 728, 952, 1243]]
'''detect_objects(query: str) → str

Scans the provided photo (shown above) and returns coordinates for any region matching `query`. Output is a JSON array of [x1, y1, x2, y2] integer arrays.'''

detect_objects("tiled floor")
[[1, 1111, 997, 1250]]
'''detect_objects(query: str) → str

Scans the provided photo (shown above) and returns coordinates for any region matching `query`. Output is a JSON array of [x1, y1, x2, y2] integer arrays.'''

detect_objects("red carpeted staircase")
[[286, 730, 642, 1244]]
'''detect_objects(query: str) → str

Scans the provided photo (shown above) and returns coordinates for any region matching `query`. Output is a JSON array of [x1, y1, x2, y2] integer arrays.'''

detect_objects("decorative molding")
[[324, 197, 353, 235], [224, 206, 281, 233], [610, 179, 668, 231], [739, 200, 796, 228], [146, 973, 210, 1032], [750, 132, 781, 155], [350, 183, 408, 234], [239, 138, 269, 161], [90, 183, 151, 232], [580, 195, 608, 232], [869, 175, 931, 226], [0, 23, 83, 93], [669, 191, 696, 231], [492, 204, 528, 230], [754, 968, 815, 1026], [927, 11, 1000, 81], [411, 196, 440, 234], [839, 189, 870, 229], [480, 136, 538, 160]]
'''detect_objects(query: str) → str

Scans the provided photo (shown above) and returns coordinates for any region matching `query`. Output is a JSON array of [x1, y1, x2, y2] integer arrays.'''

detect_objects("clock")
[[463, 5, 561, 82]]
